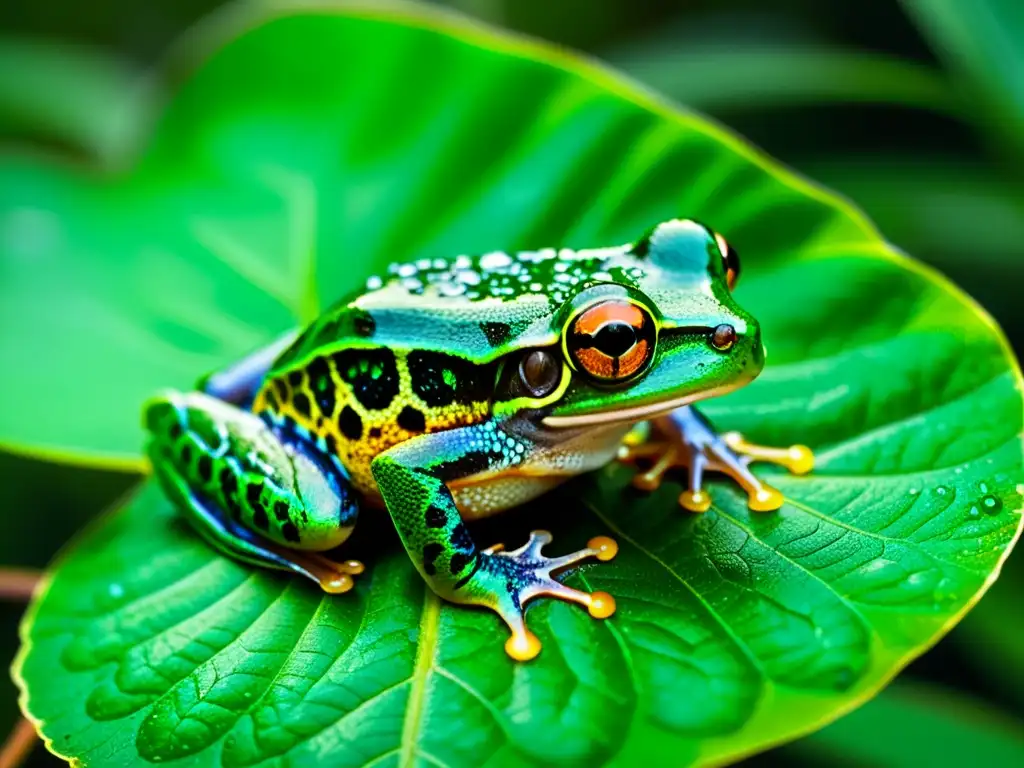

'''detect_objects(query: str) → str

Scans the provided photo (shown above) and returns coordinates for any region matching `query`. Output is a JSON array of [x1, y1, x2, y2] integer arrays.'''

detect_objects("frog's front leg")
[[619, 406, 814, 513], [371, 420, 618, 662], [144, 390, 363, 592]]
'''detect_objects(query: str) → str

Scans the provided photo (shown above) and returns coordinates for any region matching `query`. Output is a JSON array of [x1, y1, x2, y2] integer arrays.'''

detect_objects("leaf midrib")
[[400, 588, 442, 768]]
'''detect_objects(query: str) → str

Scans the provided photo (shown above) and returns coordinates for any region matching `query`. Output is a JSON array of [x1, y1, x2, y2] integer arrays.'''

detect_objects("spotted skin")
[[144, 219, 812, 660], [145, 392, 358, 552], [253, 349, 494, 498]]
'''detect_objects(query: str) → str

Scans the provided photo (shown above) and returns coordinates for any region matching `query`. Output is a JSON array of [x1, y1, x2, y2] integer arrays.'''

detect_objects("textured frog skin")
[[145, 219, 813, 660], [254, 347, 494, 498]]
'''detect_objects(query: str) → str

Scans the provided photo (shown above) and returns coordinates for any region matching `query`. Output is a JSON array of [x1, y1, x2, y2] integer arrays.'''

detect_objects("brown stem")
[[0, 718, 38, 768], [0, 568, 43, 603]]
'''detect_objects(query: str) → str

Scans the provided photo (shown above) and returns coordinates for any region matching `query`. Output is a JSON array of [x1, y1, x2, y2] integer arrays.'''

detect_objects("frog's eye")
[[714, 232, 741, 290], [566, 300, 657, 383], [518, 349, 562, 397]]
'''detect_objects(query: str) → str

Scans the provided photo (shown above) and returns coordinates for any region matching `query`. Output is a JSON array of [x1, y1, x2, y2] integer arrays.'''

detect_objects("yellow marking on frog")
[[256, 352, 490, 496]]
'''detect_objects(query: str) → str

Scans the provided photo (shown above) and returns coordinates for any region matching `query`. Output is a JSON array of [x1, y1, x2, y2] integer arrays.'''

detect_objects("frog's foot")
[[462, 531, 618, 662], [617, 406, 813, 513]]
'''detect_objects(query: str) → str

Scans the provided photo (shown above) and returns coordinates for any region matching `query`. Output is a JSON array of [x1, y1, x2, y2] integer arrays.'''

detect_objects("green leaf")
[[799, 156, 1024, 338], [803, 156, 1024, 259], [0, 36, 156, 163], [900, 0, 1024, 155], [7, 2, 1023, 766], [603, 43, 961, 116]]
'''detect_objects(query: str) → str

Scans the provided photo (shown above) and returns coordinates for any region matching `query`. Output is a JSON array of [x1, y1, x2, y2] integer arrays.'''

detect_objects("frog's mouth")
[[540, 381, 743, 429]]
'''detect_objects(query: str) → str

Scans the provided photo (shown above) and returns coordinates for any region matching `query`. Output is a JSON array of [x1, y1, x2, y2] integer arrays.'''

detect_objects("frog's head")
[[494, 219, 762, 428]]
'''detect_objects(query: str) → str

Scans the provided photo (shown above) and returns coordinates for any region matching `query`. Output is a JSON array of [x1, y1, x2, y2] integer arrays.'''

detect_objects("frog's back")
[[253, 243, 641, 496], [253, 321, 496, 497]]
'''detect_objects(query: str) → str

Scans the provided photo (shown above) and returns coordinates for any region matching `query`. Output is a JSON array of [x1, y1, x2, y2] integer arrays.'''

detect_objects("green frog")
[[144, 219, 812, 661]]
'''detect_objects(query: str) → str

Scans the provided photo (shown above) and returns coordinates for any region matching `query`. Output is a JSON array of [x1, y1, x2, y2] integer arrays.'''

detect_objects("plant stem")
[[0, 718, 38, 768], [0, 568, 43, 602]]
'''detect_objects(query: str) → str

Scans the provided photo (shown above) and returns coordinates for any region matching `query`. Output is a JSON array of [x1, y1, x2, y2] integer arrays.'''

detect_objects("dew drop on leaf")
[[982, 495, 1002, 514]]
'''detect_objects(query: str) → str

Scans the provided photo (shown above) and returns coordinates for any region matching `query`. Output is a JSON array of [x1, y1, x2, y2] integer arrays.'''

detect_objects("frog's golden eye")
[[566, 300, 657, 382], [714, 232, 741, 290]]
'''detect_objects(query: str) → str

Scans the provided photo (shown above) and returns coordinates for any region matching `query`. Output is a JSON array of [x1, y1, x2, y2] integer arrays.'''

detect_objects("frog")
[[143, 219, 813, 662]]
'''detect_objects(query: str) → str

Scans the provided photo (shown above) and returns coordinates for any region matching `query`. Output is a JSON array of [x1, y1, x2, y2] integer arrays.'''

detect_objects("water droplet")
[[955, 466, 963, 474], [480, 251, 512, 270], [935, 486, 948, 495], [456, 269, 480, 285], [833, 667, 855, 690], [979, 482, 989, 493], [909, 487, 920, 495], [969, 506, 980, 518], [437, 281, 465, 297], [982, 495, 1003, 514], [107, 583, 123, 598]]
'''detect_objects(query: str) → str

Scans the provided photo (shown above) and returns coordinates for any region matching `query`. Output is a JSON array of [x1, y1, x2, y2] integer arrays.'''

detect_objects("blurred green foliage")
[[1, 0, 1023, 766]]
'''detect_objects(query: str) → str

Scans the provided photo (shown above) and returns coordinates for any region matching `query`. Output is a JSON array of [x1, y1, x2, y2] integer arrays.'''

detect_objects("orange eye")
[[566, 300, 657, 382], [714, 232, 741, 290]]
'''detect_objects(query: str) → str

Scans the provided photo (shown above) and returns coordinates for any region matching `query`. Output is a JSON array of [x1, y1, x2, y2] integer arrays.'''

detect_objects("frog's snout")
[[724, 321, 765, 382]]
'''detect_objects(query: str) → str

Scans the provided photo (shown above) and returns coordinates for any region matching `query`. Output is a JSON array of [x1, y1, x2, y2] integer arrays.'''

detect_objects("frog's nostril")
[[710, 324, 736, 351]]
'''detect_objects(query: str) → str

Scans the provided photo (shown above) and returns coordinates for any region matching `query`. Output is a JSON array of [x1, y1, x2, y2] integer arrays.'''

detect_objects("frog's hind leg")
[[144, 390, 363, 593], [618, 406, 813, 513], [164, 473, 363, 593]]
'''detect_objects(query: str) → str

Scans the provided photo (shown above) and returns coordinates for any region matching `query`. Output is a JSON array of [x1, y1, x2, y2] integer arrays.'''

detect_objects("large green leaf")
[[6, 2, 1023, 766]]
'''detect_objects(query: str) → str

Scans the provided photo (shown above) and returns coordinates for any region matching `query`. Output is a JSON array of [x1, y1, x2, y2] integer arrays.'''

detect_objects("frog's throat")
[[540, 382, 741, 429]]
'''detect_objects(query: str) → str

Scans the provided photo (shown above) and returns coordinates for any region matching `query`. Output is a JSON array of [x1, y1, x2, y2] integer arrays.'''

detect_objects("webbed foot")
[[618, 406, 813, 513], [462, 531, 618, 661]]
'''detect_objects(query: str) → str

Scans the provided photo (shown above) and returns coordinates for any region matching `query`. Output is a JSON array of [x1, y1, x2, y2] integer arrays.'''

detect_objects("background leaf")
[[787, 682, 1024, 766], [0, 37, 155, 163], [900, 0, 1024, 155], [4, 2, 1023, 767], [606, 43, 960, 116]]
